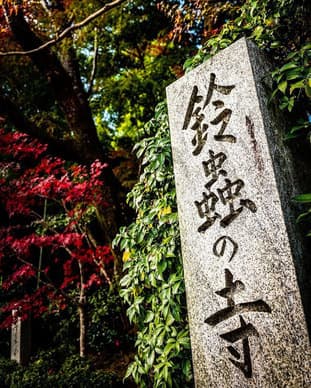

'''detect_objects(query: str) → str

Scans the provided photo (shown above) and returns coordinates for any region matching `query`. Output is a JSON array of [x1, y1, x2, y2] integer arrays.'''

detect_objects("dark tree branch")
[[0, 95, 87, 162], [0, 0, 127, 56], [0, 95, 39, 137], [3, 4, 103, 161]]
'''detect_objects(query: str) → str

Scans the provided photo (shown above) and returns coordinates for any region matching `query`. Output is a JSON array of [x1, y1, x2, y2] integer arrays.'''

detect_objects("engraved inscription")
[[217, 179, 257, 228], [194, 150, 257, 232], [181, 71, 272, 380], [182, 73, 236, 155], [205, 268, 271, 378], [213, 236, 238, 262]]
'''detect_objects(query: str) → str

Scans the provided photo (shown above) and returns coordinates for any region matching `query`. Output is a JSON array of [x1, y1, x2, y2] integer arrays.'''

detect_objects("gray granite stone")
[[166, 37, 311, 387]]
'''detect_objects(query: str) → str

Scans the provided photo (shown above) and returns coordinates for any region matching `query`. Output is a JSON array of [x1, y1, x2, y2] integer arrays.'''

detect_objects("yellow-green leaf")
[[289, 80, 305, 94], [278, 80, 287, 93], [122, 250, 131, 262], [279, 62, 298, 72]]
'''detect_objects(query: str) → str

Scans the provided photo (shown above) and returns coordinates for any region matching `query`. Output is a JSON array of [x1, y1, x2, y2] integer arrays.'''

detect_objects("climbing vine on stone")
[[114, 102, 192, 387]]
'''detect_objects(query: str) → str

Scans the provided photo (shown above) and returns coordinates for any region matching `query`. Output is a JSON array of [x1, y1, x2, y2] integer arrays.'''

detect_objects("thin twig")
[[0, 0, 127, 56], [14, 255, 72, 302], [64, 242, 112, 286], [87, 28, 99, 97], [37, 198, 47, 289]]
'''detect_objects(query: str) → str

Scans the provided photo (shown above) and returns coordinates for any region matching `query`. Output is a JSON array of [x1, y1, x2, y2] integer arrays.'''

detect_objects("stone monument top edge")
[[166, 36, 251, 94]]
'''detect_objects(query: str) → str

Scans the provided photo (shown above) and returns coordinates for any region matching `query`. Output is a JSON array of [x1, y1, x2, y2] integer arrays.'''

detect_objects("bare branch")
[[0, 0, 127, 56], [14, 255, 73, 303], [87, 28, 99, 97]]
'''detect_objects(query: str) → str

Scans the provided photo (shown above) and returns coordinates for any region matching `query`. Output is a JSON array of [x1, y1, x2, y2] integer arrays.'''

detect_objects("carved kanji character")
[[213, 236, 238, 262], [183, 74, 236, 150], [194, 191, 220, 232], [202, 150, 227, 189], [205, 270, 271, 377], [217, 179, 257, 227], [220, 315, 258, 378], [205, 269, 271, 326], [203, 73, 235, 109]]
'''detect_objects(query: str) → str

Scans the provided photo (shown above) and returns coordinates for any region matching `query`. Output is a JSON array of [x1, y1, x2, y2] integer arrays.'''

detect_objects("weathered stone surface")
[[166, 37, 311, 387]]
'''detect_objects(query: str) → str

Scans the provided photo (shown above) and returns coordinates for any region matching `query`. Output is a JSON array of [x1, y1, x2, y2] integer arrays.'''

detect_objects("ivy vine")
[[114, 102, 192, 387]]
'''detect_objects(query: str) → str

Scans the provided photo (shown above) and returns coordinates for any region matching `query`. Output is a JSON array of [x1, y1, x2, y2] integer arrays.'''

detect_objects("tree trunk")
[[78, 261, 87, 357], [6, 7, 102, 161], [78, 297, 87, 358]]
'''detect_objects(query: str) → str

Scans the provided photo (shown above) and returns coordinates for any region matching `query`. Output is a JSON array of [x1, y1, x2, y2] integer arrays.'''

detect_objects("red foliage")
[[0, 129, 114, 327], [2, 264, 36, 291]]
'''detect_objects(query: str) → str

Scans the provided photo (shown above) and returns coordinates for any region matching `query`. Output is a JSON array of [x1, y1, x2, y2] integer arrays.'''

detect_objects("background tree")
[[0, 0, 198, 384], [0, 0, 127, 250], [0, 129, 116, 357], [0, 0, 194, 238]]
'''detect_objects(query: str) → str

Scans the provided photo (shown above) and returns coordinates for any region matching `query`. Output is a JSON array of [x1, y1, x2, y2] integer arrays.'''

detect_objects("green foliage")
[[77, 0, 191, 150], [114, 102, 192, 387], [54, 355, 119, 387], [0, 352, 122, 388], [271, 43, 311, 134], [0, 358, 18, 387], [269, 33, 311, 238], [183, 0, 309, 71], [87, 287, 131, 352]]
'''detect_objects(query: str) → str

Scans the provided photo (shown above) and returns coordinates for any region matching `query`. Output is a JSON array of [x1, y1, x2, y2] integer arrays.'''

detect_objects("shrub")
[[1, 352, 122, 388]]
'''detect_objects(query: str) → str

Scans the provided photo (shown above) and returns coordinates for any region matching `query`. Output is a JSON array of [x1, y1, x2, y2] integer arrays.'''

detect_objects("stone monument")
[[166, 37, 311, 387], [11, 310, 31, 365]]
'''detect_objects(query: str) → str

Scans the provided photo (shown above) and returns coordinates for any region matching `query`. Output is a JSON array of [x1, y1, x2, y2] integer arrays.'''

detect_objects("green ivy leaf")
[[144, 311, 154, 323], [296, 209, 311, 222], [289, 80, 305, 94], [293, 194, 311, 203], [278, 80, 287, 93], [279, 62, 298, 72]]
